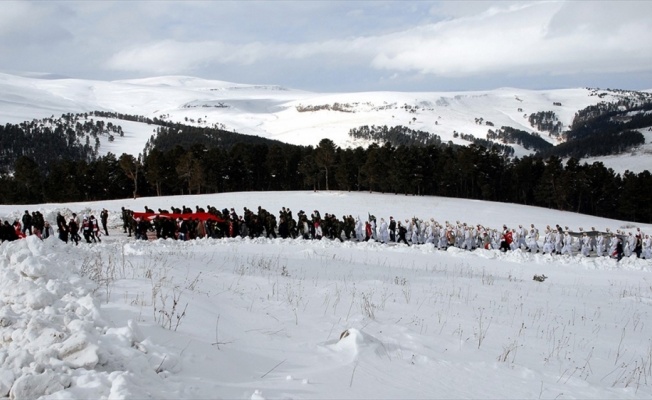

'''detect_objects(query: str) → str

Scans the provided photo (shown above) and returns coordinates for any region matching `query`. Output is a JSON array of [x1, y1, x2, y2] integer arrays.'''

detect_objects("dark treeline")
[[348, 125, 442, 147], [0, 121, 99, 173], [542, 130, 645, 159], [143, 124, 288, 154], [457, 133, 515, 157], [2, 138, 651, 223], [543, 99, 652, 159], [486, 127, 552, 153]]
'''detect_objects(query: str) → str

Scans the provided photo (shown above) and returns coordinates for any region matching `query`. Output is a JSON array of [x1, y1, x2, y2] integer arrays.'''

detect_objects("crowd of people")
[[118, 205, 651, 261], [0, 209, 109, 245], [54, 209, 109, 245], [0, 210, 53, 242], [2, 205, 649, 262]]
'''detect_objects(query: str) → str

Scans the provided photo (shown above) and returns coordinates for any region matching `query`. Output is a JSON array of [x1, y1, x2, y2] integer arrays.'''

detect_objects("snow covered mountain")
[[1, 72, 651, 172]]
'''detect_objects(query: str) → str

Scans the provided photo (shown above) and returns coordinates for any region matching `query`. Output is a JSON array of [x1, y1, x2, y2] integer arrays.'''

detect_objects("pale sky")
[[2, 0, 652, 92]]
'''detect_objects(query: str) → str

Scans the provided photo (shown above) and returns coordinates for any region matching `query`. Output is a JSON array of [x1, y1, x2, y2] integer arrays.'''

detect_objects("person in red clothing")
[[364, 221, 372, 242], [500, 225, 513, 252], [14, 221, 26, 239]]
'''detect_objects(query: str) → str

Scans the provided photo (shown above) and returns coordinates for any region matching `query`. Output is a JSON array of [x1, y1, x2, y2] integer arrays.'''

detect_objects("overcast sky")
[[2, 1, 652, 92]]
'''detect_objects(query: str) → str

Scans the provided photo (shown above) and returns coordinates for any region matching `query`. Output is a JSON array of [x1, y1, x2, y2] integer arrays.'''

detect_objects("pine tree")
[[314, 139, 337, 191], [119, 153, 141, 199]]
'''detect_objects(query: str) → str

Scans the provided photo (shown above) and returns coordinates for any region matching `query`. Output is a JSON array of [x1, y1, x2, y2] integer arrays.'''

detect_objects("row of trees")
[[0, 122, 99, 173], [2, 139, 651, 223], [348, 125, 442, 147], [487, 127, 553, 153]]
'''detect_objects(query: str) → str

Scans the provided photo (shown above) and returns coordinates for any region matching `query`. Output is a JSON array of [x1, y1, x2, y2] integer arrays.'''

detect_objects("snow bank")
[[0, 236, 176, 399]]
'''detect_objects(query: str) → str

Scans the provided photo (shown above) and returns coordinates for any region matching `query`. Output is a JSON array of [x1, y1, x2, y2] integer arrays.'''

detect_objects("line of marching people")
[[4, 210, 109, 245], [4, 204, 649, 262], [1, 209, 111, 245], [497, 224, 649, 261], [119, 205, 650, 261]]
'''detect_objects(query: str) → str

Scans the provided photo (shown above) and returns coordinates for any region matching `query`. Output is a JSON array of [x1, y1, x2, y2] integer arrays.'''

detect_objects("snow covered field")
[[1, 191, 652, 399]]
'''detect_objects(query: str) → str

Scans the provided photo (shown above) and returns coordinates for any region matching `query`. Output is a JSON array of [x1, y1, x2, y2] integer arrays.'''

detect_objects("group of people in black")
[[0, 208, 110, 245], [55, 209, 109, 245], [121, 205, 384, 243], [0, 210, 52, 242]]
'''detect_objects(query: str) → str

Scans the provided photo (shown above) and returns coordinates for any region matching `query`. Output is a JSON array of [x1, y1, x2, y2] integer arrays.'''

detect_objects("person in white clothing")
[[457, 222, 466, 248], [424, 222, 435, 245], [542, 229, 555, 254], [607, 230, 618, 257], [418, 220, 426, 244], [492, 229, 501, 249], [438, 225, 448, 249], [581, 234, 591, 257], [595, 233, 605, 257], [554, 230, 563, 255], [378, 218, 389, 244], [432, 221, 440, 247], [511, 229, 520, 251], [355, 217, 364, 241], [625, 233, 636, 257], [561, 232, 573, 256], [370, 217, 377, 241], [462, 227, 473, 250], [643, 234, 651, 259], [517, 225, 528, 250], [527, 227, 539, 253]]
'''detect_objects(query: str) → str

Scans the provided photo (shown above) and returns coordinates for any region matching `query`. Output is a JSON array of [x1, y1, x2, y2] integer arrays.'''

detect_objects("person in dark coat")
[[634, 232, 643, 258], [278, 216, 289, 239], [56, 212, 68, 243], [178, 219, 189, 241], [32, 211, 45, 235], [616, 237, 624, 262], [68, 218, 79, 245], [100, 209, 109, 236], [121, 207, 132, 236], [397, 222, 410, 246], [21, 210, 32, 236], [389, 217, 397, 242], [135, 218, 150, 240], [1, 220, 19, 242]]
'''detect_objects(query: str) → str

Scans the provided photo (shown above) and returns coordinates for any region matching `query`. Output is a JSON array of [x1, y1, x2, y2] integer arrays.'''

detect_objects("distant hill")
[[0, 73, 651, 173]]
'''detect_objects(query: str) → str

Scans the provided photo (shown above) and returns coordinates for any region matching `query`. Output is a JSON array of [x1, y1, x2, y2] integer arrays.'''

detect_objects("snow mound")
[[0, 236, 177, 399], [328, 328, 389, 362]]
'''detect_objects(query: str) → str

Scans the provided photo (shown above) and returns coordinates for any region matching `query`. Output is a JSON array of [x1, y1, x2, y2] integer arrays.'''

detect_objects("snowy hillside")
[[0, 191, 651, 399], [1, 73, 651, 172]]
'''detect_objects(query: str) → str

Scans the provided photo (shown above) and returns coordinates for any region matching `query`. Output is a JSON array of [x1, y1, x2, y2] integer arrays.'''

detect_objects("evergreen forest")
[[1, 101, 652, 223]]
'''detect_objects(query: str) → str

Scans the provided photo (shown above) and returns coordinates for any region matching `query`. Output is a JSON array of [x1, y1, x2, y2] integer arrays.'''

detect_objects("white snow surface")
[[1, 73, 651, 172], [1, 191, 652, 399]]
